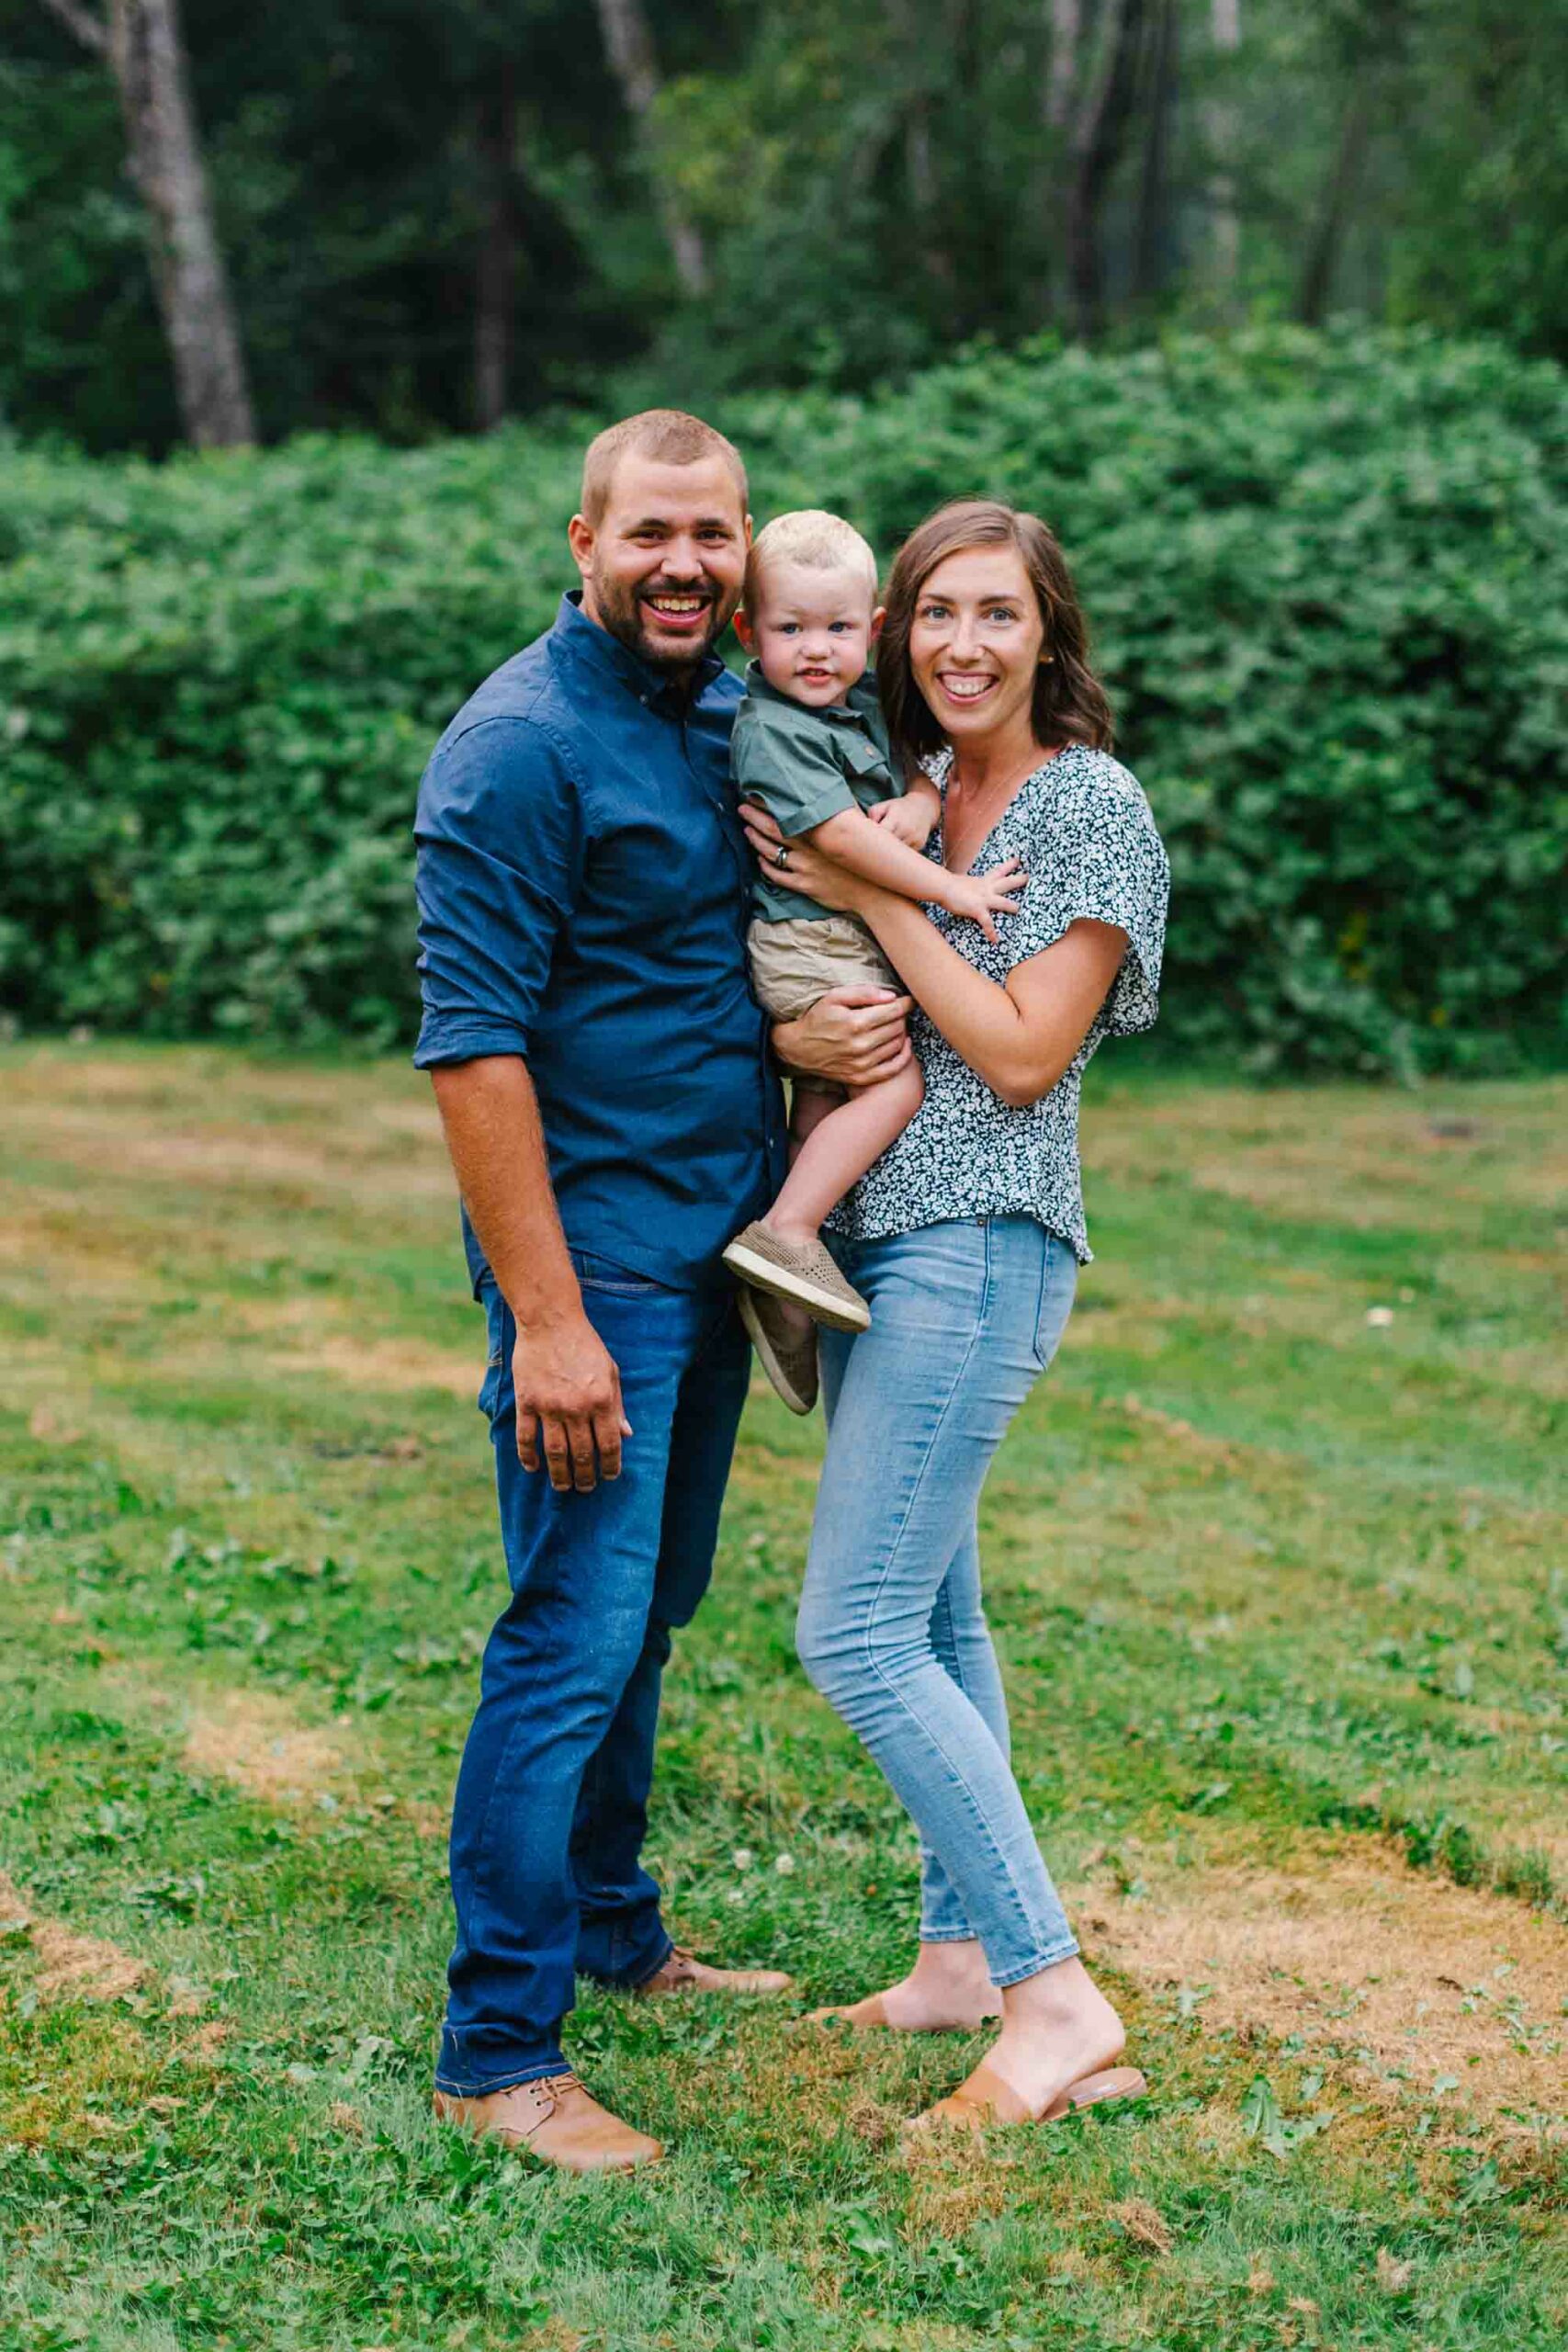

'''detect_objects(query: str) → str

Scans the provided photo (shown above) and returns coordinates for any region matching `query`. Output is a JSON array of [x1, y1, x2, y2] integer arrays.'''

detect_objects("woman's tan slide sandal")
[[906, 2061, 1147, 2136]]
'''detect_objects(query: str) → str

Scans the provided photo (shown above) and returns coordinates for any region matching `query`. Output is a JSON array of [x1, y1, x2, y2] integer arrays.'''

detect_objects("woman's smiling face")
[[908, 546, 1046, 744]]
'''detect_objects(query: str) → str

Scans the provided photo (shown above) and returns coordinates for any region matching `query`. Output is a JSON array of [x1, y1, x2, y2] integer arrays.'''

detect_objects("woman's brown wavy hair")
[[875, 499, 1113, 768]]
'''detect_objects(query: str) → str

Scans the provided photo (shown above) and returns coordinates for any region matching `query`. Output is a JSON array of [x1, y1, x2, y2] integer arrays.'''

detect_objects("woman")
[[742, 499, 1168, 2132]]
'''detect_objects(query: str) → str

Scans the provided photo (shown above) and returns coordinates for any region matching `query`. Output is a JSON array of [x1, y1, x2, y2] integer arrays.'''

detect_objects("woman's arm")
[[860, 893, 1127, 1106], [741, 806, 1124, 1107]]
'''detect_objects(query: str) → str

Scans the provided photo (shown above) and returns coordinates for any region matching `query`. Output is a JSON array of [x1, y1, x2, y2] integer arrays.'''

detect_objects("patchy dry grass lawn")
[[1, 1044, 1563, 2352]]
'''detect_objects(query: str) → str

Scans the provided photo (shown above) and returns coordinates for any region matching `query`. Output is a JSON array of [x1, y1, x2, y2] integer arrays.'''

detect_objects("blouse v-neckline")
[[936, 741, 1077, 878]]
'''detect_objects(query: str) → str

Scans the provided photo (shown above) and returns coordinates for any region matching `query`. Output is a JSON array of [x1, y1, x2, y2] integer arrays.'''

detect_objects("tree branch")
[[39, 0, 108, 53]]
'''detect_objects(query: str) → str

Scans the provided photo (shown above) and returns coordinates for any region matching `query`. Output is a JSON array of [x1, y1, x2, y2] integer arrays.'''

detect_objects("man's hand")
[[773, 986, 914, 1088], [513, 1309, 633, 1493]]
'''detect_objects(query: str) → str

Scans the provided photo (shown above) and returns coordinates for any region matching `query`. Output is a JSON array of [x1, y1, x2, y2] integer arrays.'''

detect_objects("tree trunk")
[[891, 0, 956, 298], [1066, 0, 1146, 340], [1044, 0, 1081, 133], [108, 0, 254, 446], [1207, 0, 1241, 301], [41, 0, 254, 446], [1133, 0, 1178, 306], [1296, 80, 1374, 324], [473, 62, 519, 433], [1033, 0, 1082, 318], [592, 0, 707, 295]]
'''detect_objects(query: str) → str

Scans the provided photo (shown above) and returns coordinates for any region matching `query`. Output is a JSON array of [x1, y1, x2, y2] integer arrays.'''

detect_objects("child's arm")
[[866, 778, 942, 849], [804, 805, 1024, 944]]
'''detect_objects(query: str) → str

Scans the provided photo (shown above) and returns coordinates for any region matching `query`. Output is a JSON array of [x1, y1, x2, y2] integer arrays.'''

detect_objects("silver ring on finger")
[[775, 845, 791, 870]]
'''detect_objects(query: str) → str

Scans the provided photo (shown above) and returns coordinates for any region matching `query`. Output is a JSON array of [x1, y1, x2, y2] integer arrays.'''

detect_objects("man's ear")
[[733, 607, 756, 652], [567, 513, 594, 582], [868, 603, 887, 643]]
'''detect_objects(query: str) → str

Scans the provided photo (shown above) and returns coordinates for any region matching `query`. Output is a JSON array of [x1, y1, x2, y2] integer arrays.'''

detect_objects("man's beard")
[[590, 564, 732, 672]]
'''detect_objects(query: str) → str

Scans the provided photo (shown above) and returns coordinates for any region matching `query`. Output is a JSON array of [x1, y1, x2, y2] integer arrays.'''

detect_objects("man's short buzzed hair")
[[744, 509, 880, 610], [579, 410, 749, 527]]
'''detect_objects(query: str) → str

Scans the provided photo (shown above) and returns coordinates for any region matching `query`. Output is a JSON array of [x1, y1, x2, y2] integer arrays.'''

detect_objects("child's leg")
[[768, 1059, 924, 1245], [787, 1080, 843, 1166]]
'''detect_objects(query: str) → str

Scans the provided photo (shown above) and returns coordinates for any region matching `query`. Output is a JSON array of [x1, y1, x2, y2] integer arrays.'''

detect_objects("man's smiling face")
[[569, 452, 750, 674]]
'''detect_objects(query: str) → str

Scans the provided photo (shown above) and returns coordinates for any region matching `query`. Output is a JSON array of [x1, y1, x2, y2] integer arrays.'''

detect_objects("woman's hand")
[[739, 802, 865, 915]]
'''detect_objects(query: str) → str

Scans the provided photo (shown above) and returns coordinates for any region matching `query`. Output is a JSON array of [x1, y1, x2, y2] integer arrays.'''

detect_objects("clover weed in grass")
[[0, 1049, 1564, 2347]]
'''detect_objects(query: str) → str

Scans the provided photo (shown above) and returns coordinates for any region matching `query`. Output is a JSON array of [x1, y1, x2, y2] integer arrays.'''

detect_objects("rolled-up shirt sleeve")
[[412, 715, 585, 1068], [1011, 763, 1168, 1037]]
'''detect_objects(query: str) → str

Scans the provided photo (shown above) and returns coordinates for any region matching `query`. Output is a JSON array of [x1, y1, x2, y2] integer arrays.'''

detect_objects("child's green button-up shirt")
[[730, 662, 906, 924]]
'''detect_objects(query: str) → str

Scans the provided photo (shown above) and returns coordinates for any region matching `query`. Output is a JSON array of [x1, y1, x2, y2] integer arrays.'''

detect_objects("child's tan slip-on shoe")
[[903, 2061, 1147, 2138], [433, 2073, 663, 2172], [738, 1283, 818, 1414], [722, 1222, 871, 1332]]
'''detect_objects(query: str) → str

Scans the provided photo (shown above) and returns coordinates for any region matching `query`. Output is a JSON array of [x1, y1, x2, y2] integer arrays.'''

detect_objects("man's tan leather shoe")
[[635, 1943, 793, 1998], [432, 2072, 662, 2173]]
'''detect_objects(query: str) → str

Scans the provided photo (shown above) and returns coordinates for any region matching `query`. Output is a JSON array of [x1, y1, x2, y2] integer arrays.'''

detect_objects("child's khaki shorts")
[[748, 914, 902, 1045]]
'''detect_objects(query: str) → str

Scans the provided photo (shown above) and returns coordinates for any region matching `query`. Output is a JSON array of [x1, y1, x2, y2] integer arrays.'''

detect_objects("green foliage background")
[[3, 326, 1564, 1075]]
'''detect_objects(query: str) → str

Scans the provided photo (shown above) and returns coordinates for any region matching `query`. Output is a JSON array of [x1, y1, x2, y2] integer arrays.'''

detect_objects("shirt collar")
[[554, 589, 726, 710]]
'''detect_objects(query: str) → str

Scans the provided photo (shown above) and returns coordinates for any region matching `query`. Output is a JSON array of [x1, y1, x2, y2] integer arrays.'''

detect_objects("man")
[[413, 411, 911, 2172]]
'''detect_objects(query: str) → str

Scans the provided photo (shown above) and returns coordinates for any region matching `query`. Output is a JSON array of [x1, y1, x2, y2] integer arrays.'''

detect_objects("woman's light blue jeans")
[[799, 1216, 1079, 1986]]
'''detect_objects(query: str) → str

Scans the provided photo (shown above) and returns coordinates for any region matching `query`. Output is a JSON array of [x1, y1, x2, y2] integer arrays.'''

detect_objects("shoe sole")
[[432, 2093, 664, 2171], [737, 1286, 816, 1415], [899, 2064, 1148, 2140], [723, 1241, 871, 1332], [1041, 2064, 1147, 2120]]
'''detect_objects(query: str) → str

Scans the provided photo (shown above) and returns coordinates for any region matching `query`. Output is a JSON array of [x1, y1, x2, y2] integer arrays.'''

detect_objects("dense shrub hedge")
[[2, 326, 1564, 1073]]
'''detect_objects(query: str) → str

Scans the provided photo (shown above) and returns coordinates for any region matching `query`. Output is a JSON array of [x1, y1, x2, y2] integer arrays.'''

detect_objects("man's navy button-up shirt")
[[413, 593, 784, 1294]]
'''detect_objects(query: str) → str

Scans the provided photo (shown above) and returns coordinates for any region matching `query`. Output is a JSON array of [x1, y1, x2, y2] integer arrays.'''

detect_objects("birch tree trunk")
[[592, 0, 707, 296], [1034, 0, 1082, 316], [42, 0, 254, 447], [473, 62, 519, 432], [1207, 0, 1241, 301], [1045, 0, 1081, 133], [1297, 80, 1374, 323]]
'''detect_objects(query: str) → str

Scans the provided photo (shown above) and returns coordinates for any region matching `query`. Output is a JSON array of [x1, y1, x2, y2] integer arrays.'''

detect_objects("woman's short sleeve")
[[1012, 755, 1169, 1036]]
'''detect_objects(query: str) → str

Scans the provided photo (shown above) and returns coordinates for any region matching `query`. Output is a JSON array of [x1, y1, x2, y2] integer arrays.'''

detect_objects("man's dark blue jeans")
[[435, 1252, 750, 2097]]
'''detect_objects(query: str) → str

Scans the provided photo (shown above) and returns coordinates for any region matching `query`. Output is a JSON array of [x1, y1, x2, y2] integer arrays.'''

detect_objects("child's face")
[[738, 560, 883, 709]]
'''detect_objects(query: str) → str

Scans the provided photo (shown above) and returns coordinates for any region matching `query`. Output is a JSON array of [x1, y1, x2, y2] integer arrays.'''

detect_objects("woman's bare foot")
[[815, 1939, 1000, 2031], [961, 1956, 1125, 2117]]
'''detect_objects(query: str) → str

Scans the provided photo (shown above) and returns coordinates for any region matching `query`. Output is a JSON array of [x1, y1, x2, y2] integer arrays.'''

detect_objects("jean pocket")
[[570, 1249, 666, 1298], [476, 1284, 513, 1418], [1030, 1234, 1077, 1371]]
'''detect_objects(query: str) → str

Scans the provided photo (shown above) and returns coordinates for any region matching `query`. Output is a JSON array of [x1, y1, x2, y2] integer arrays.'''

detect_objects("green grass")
[[1, 1044, 1563, 2352]]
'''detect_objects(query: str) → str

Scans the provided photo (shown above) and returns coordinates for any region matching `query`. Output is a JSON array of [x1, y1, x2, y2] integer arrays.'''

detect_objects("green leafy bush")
[[2, 326, 1563, 1070]]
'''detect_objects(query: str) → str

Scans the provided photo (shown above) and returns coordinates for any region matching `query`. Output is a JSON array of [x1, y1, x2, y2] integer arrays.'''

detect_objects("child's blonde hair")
[[744, 509, 879, 612]]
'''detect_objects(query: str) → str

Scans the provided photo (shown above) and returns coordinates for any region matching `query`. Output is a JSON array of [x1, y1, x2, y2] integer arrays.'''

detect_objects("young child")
[[723, 510, 1024, 1409]]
